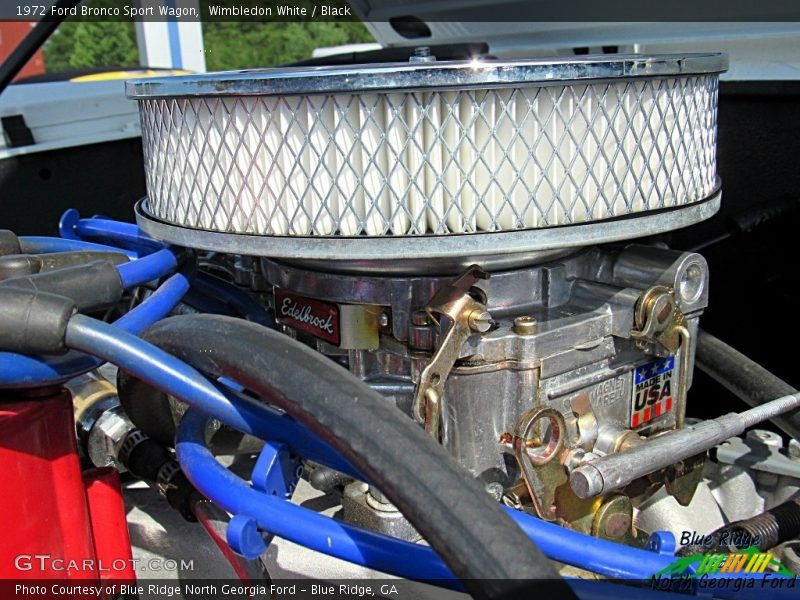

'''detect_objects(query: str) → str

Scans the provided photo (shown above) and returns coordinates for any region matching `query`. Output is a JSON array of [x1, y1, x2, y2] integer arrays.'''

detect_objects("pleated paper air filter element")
[[127, 54, 726, 245]]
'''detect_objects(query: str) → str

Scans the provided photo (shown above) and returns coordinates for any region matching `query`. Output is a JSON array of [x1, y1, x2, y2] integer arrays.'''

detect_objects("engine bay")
[[1, 43, 800, 600]]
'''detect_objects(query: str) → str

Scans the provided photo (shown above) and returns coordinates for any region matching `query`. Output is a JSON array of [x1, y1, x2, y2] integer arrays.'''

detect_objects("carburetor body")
[[257, 244, 707, 536]]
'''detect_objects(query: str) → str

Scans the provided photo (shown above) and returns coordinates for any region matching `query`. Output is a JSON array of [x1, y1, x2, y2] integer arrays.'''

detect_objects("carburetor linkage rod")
[[570, 391, 800, 499]]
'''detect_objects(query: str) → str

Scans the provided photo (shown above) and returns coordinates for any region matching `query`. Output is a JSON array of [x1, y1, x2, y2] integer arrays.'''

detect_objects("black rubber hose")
[[0, 260, 124, 312], [119, 430, 200, 521], [117, 371, 264, 454], [0, 285, 74, 354], [0, 250, 128, 279], [695, 329, 800, 439], [142, 315, 571, 600], [117, 371, 177, 446]]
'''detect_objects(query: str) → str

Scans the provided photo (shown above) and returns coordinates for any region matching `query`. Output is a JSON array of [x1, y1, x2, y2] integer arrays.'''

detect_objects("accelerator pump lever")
[[412, 265, 491, 439], [631, 285, 686, 355]]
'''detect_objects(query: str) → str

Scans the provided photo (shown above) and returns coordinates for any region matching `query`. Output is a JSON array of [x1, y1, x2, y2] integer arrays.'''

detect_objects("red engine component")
[[0, 388, 135, 589]]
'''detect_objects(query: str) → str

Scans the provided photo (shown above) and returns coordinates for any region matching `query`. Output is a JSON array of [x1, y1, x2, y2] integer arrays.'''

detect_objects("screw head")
[[484, 482, 504, 502], [604, 513, 632, 538], [378, 312, 390, 328], [513, 315, 537, 335], [468, 310, 492, 333], [747, 429, 782, 449], [678, 262, 705, 304]]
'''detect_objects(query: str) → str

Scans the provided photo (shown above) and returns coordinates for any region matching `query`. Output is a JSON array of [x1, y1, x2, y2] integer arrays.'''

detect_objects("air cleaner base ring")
[[136, 188, 720, 275]]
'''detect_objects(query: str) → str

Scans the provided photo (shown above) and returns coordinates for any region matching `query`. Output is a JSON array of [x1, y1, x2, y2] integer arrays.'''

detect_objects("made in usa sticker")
[[631, 356, 674, 428]]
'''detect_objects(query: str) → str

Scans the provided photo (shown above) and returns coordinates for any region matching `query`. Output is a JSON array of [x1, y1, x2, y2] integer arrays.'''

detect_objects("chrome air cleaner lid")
[[126, 53, 727, 97], [129, 53, 726, 269]]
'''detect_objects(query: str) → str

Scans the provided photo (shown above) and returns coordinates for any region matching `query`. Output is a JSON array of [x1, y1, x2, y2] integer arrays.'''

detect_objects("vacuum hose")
[[140, 314, 572, 600]]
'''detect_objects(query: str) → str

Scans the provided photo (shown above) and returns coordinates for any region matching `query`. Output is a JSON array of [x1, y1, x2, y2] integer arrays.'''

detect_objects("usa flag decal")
[[631, 357, 675, 428]]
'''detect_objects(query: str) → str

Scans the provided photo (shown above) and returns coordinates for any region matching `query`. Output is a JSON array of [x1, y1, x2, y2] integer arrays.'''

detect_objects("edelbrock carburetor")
[[129, 52, 726, 542]]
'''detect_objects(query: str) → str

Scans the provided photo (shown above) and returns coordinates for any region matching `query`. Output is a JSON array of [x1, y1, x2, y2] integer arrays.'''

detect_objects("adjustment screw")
[[513, 315, 537, 335], [378, 312, 390, 328], [468, 310, 492, 333]]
